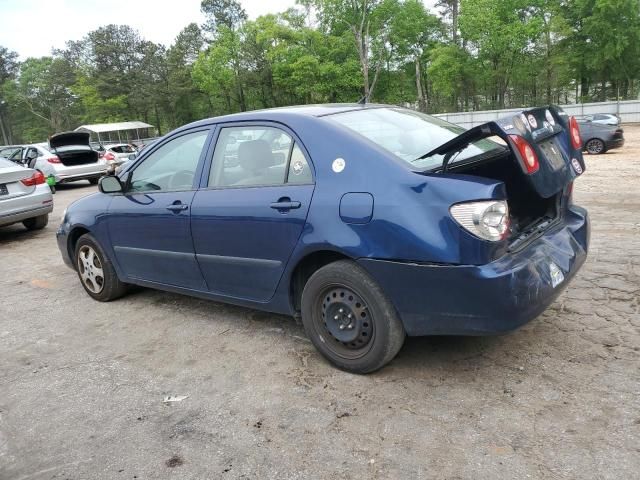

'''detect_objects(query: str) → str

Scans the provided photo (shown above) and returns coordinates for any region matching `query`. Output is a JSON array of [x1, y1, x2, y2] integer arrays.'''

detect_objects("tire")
[[88, 177, 99, 185], [585, 138, 606, 155], [49, 185, 56, 194], [74, 233, 127, 302], [23, 214, 48, 230], [301, 260, 405, 374]]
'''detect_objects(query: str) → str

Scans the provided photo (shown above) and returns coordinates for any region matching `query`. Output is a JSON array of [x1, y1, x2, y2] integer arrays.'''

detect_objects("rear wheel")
[[23, 214, 48, 230], [88, 178, 99, 185], [585, 138, 606, 154], [301, 260, 405, 374], [75, 233, 127, 301]]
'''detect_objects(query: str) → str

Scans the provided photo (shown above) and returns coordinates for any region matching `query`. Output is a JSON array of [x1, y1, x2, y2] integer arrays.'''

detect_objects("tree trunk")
[[415, 58, 426, 112], [452, 0, 459, 46], [0, 111, 10, 145]]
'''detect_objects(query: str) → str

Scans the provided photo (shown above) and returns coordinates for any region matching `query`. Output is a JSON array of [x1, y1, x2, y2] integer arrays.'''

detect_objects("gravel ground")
[[1, 127, 638, 480]]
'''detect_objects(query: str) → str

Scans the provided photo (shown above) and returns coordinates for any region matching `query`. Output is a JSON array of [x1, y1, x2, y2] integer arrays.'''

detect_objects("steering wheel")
[[168, 170, 195, 190]]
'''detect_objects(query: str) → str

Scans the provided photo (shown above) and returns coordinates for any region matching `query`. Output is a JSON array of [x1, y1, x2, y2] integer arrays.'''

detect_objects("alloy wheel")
[[77, 245, 105, 294], [586, 139, 604, 154]]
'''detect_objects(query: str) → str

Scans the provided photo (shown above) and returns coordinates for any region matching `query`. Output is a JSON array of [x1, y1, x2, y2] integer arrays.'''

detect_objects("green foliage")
[[1, 0, 639, 144]]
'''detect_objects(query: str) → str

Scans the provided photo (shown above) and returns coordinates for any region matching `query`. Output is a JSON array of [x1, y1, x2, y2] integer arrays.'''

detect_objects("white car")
[[577, 113, 621, 126], [6, 132, 107, 188], [0, 157, 53, 230], [101, 143, 138, 167]]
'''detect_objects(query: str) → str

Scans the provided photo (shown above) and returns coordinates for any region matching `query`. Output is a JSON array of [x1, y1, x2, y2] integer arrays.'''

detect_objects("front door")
[[107, 129, 211, 290], [191, 125, 315, 302]]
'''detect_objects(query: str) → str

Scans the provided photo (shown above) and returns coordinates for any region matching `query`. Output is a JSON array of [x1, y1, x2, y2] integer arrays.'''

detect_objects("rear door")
[[106, 128, 212, 290], [191, 123, 315, 302], [427, 106, 585, 198]]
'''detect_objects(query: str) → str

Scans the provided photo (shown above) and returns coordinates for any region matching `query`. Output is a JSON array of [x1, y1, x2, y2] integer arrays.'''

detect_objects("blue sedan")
[[57, 104, 589, 373]]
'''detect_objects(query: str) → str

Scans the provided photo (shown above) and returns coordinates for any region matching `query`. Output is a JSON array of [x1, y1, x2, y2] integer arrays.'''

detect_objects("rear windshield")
[[326, 107, 502, 170]]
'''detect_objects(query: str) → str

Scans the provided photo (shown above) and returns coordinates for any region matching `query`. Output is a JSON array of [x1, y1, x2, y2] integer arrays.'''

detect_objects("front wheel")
[[88, 177, 99, 185], [74, 233, 127, 301], [585, 138, 606, 154], [301, 260, 405, 374]]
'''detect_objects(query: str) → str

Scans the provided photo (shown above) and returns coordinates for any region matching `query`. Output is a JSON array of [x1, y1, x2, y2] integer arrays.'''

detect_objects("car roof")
[[180, 103, 389, 131]]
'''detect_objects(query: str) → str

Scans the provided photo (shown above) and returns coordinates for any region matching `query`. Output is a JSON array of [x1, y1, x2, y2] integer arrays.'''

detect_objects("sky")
[[0, 0, 440, 59], [0, 0, 300, 59]]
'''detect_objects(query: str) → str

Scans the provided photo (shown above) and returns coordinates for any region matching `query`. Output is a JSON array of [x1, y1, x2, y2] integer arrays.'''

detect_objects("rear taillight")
[[450, 200, 510, 242], [47, 156, 61, 164], [104, 152, 115, 161], [21, 170, 46, 186], [569, 116, 582, 149], [509, 135, 539, 174]]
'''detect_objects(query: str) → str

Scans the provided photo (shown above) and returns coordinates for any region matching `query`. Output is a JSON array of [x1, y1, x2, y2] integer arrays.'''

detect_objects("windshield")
[[326, 107, 503, 170]]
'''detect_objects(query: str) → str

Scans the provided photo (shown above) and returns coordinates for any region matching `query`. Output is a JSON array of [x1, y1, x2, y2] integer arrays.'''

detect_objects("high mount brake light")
[[509, 135, 539, 174], [569, 116, 582, 149]]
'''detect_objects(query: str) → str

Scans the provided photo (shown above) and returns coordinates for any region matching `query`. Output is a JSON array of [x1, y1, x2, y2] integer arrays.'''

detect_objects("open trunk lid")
[[49, 131, 99, 166], [425, 106, 585, 198]]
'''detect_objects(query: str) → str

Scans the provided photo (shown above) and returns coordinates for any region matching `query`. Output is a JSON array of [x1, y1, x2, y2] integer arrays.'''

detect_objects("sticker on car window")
[[292, 159, 305, 175]]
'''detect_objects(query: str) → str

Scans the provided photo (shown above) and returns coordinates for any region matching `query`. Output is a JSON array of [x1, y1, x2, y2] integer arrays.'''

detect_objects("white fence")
[[434, 100, 640, 128]]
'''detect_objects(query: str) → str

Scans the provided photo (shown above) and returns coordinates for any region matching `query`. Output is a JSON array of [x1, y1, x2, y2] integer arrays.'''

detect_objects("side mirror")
[[99, 175, 123, 194], [128, 153, 137, 160]]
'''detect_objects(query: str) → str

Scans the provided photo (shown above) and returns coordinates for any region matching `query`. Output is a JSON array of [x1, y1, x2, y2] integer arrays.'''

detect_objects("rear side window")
[[209, 126, 313, 188]]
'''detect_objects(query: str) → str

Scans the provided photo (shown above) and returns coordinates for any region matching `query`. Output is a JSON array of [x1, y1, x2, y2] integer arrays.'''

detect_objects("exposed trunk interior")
[[56, 149, 99, 166], [449, 152, 560, 238]]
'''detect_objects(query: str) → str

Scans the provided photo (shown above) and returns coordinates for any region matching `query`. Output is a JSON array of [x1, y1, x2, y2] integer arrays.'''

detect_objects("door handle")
[[270, 198, 301, 210], [166, 203, 189, 212]]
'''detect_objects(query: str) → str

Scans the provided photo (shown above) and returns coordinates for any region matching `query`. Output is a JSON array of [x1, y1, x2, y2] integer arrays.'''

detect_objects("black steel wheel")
[[318, 285, 375, 359], [301, 260, 405, 373], [585, 138, 605, 154]]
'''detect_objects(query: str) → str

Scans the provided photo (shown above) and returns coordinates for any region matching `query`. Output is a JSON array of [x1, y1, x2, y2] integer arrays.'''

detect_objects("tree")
[[308, 0, 398, 100], [389, 0, 442, 111], [0, 46, 19, 144]]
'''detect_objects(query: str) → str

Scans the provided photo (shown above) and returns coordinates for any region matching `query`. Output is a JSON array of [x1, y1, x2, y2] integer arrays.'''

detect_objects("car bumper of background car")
[[55, 171, 106, 183], [0, 188, 53, 227], [605, 138, 624, 150], [358, 206, 589, 336]]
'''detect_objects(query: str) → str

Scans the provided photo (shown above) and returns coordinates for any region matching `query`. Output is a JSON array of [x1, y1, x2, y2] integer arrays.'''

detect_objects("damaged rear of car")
[[329, 105, 589, 336]]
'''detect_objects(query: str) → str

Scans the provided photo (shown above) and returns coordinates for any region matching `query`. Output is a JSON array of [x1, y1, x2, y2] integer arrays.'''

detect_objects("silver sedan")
[[0, 158, 54, 230]]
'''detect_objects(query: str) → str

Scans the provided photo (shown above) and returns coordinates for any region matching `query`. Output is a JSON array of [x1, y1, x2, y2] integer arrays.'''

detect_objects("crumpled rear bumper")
[[358, 206, 589, 336]]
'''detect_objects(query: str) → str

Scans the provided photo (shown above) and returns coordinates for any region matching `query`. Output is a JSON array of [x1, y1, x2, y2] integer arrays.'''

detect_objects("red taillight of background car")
[[21, 170, 46, 186], [569, 116, 582, 149], [104, 152, 115, 161], [509, 134, 539, 174], [47, 156, 61, 164]]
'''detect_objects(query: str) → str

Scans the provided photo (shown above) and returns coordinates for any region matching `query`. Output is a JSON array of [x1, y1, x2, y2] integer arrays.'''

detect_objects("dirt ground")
[[1, 127, 638, 480]]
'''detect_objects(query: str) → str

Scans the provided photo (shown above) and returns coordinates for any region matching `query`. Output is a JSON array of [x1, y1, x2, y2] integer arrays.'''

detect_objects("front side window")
[[209, 126, 301, 187], [326, 107, 503, 170], [128, 130, 208, 193]]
